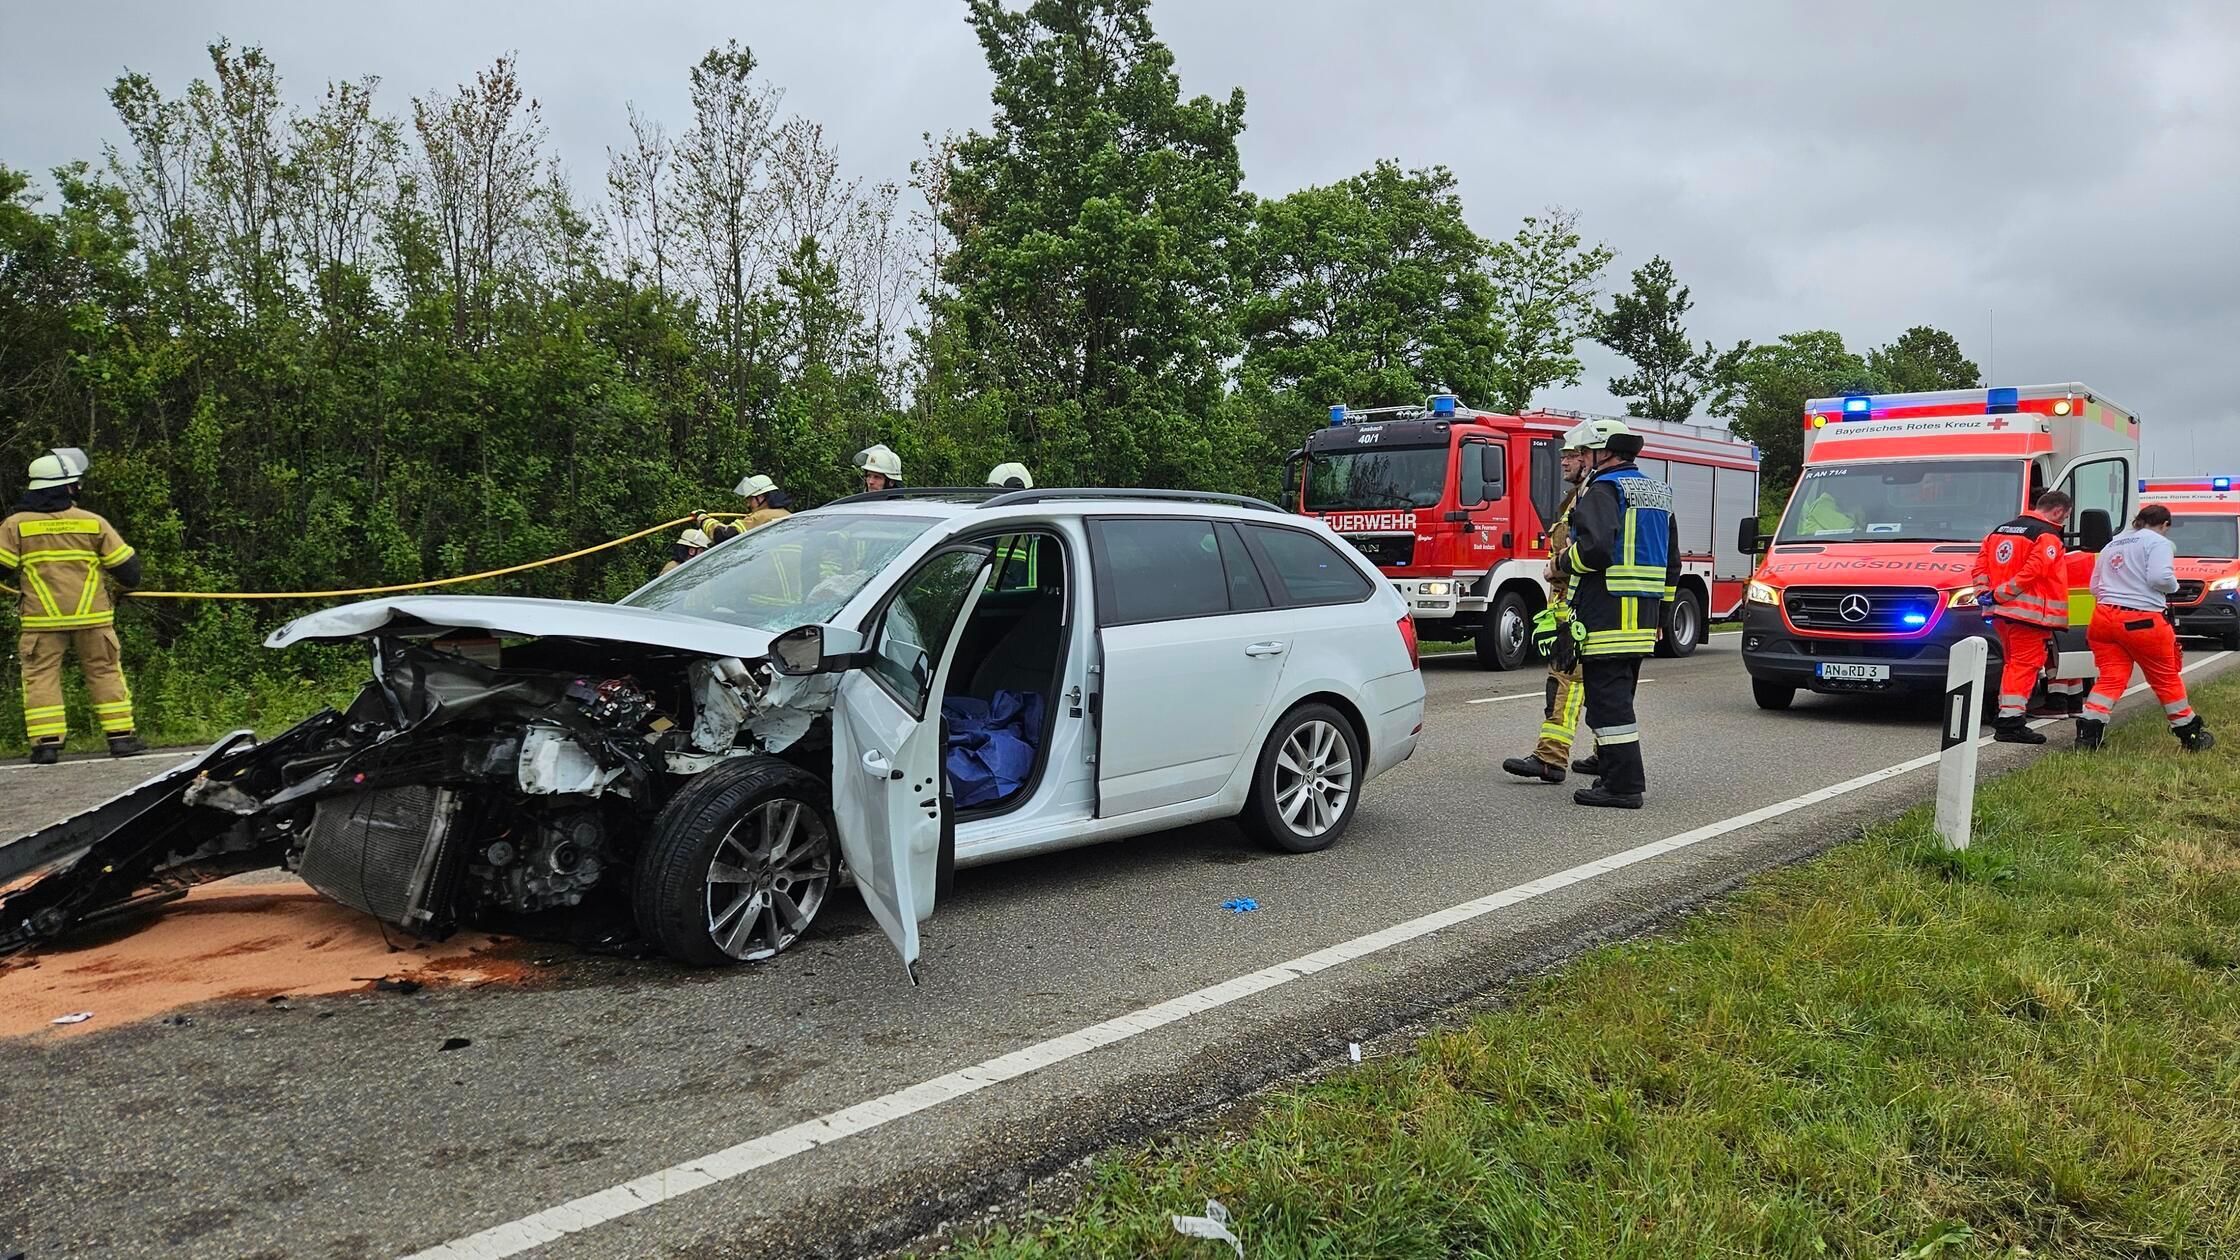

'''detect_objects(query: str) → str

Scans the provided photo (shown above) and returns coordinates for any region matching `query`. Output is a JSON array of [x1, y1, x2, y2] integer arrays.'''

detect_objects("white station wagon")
[[0, 489, 1426, 978]]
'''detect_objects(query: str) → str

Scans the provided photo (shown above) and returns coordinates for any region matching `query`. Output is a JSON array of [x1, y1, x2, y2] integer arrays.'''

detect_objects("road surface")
[[3, 634, 2227, 1259]]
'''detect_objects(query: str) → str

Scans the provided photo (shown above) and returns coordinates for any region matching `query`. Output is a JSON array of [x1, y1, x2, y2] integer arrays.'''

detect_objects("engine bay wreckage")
[[0, 596, 889, 970]]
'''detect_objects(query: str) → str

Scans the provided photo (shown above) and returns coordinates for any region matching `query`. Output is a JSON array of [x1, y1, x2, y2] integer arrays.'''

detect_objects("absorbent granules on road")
[[0, 875, 526, 1037]]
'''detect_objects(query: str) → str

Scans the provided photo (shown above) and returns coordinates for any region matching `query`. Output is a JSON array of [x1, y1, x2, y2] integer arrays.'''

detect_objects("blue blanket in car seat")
[[941, 691, 1046, 808]]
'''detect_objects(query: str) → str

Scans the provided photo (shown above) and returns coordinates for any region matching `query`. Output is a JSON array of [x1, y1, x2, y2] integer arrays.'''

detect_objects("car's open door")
[[830, 544, 993, 981]]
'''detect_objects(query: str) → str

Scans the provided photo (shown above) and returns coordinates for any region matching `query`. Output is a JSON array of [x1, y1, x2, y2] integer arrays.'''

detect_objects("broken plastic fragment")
[[1349, 1042, 1361, 1063], [50, 1011, 93, 1025], [1223, 897, 1258, 914], [439, 1037, 472, 1052], [1171, 1199, 1243, 1257]]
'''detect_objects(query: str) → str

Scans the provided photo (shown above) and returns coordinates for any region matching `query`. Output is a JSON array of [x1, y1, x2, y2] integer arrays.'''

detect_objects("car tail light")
[[1397, 615, 1420, 669]]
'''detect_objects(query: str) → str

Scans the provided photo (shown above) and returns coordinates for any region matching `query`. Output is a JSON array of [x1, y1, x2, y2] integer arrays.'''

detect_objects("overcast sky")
[[5, 1, 2237, 473]]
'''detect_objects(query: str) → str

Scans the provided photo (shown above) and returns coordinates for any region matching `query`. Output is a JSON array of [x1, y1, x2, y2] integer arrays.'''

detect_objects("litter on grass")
[[1171, 1199, 1243, 1257]]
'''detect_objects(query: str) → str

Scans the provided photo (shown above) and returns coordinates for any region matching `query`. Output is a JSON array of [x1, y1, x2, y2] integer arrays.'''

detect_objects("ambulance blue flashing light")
[[1329, 404, 1348, 426], [1902, 613, 1928, 627], [1428, 393, 1458, 417], [2216, 476, 2233, 492], [1986, 386, 2020, 414], [1842, 396, 1871, 418]]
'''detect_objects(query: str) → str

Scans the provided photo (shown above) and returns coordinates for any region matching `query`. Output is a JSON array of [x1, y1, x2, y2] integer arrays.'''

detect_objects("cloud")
[[6, 0, 2235, 469]]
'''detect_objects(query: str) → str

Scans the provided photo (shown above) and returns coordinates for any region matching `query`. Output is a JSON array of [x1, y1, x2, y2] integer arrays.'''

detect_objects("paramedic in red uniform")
[[2076, 504, 2215, 752], [1971, 489, 2072, 744]]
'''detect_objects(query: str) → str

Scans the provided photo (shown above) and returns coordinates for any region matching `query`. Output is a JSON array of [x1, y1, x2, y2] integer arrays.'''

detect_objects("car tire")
[[2224, 629, 2240, 653], [1655, 587, 1704, 658], [1475, 589, 1533, 671], [1241, 703, 1364, 854], [633, 756, 835, 967], [1751, 678, 1796, 711]]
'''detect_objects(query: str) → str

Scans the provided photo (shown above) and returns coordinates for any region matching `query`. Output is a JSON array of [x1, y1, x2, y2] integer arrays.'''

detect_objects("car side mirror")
[[1736, 516, 1766, 554], [768, 625, 866, 676], [2076, 509, 2114, 553]]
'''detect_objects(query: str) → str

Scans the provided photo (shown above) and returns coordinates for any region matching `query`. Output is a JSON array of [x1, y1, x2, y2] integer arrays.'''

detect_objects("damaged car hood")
[[267, 596, 778, 659]]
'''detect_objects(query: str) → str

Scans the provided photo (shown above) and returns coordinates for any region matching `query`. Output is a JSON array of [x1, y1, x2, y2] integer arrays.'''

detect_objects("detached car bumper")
[[1739, 604, 2007, 693]]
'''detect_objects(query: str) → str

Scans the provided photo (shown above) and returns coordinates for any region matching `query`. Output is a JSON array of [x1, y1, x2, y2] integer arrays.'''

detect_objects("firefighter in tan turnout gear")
[[1502, 430, 1597, 783], [2, 448, 146, 764]]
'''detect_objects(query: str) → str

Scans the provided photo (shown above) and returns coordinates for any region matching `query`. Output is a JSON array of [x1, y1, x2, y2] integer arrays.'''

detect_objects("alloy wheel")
[[1272, 719, 1355, 840], [705, 799, 833, 961]]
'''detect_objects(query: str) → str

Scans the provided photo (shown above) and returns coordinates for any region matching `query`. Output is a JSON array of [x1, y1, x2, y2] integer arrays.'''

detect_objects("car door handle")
[[1244, 641, 1288, 658], [861, 750, 901, 780]]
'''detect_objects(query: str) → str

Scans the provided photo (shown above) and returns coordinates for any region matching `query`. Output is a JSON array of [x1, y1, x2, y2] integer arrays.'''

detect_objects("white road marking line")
[[405, 651, 2230, 1260], [1465, 679, 1657, 706]]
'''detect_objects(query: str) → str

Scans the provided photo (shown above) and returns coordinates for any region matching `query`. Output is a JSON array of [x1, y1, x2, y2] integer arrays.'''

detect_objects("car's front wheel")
[[634, 756, 835, 966], [1241, 703, 1364, 854]]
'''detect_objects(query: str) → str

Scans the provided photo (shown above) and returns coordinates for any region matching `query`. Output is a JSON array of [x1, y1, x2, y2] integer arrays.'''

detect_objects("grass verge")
[[942, 675, 2240, 1258]]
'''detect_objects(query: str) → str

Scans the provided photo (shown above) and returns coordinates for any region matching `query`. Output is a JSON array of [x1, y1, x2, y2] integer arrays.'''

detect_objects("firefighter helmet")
[[734, 473, 778, 499], [27, 447, 90, 490], [985, 462, 1033, 490], [854, 444, 902, 479]]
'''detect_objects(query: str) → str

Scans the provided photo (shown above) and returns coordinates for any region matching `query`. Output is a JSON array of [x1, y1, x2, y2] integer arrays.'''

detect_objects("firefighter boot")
[[1573, 785, 1643, 809], [1992, 717, 2047, 745], [2074, 719, 2106, 752], [27, 742, 61, 766], [1570, 753, 1602, 777], [2175, 718, 2216, 753], [1501, 755, 1566, 784], [107, 733, 148, 757]]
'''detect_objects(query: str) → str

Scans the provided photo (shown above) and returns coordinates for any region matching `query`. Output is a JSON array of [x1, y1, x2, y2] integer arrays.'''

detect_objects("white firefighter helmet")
[[854, 444, 902, 479], [733, 473, 778, 499], [677, 527, 712, 550], [985, 462, 1033, 490], [27, 447, 90, 490], [1561, 418, 1633, 451]]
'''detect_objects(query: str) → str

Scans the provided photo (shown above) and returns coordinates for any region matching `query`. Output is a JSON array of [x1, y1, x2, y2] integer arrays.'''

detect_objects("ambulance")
[[1292, 393, 1759, 669], [1737, 384, 2139, 708], [2137, 477, 2240, 650]]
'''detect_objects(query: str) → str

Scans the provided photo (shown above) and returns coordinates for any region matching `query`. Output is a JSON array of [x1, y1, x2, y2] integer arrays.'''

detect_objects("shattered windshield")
[[1305, 446, 1448, 512], [2166, 515, 2239, 560], [1777, 459, 2025, 544], [622, 512, 941, 631]]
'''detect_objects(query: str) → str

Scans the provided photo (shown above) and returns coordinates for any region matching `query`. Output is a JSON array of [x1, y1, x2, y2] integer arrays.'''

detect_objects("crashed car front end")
[[1, 596, 839, 963]]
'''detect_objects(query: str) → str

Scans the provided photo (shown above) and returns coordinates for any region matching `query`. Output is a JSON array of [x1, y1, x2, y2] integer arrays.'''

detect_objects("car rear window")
[[1242, 524, 1375, 606], [1091, 518, 1249, 625]]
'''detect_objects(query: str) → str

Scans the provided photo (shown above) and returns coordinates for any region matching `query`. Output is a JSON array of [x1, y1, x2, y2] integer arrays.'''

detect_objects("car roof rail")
[[826, 486, 1005, 506], [978, 488, 1288, 514]]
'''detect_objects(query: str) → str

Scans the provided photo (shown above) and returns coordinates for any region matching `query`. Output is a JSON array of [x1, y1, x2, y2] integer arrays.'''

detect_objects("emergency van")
[[1290, 393, 1759, 670], [1737, 383, 2139, 708], [2138, 477, 2240, 650]]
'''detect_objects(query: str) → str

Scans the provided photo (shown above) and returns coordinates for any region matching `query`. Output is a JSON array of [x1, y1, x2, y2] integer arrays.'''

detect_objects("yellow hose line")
[[1, 513, 745, 603]]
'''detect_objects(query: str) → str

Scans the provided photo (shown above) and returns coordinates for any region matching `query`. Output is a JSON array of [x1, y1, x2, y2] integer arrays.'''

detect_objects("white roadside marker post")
[[1935, 635, 1990, 850]]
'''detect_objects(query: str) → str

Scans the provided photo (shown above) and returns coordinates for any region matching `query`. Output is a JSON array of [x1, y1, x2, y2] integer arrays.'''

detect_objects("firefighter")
[[1501, 431, 1595, 784], [1970, 489, 2073, 744], [659, 527, 711, 575], [1, 448, 146, 764], [1555, 419, 1679, 809], [986, 462, 1034, 490], [855, 444, 903, 494], [705, 474, 790, 546], [2077, 504, 2214, 752]]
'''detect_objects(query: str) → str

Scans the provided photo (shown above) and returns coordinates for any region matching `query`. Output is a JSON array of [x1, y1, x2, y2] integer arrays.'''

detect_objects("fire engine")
[[2138, 477, 2240, 650], [1738, 383, 2140, 709], [1289, 393, 1759, 670]]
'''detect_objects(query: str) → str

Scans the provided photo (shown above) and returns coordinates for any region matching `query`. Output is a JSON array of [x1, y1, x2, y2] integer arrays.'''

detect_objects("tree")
[[1483, 207, 1612, 412], [1595, 255, 1713, 422], [675, 40, 781, 445], [408, 55, 547, 347], [931, 0, 1251, 488], [1708, 330, 1878, 493], [1868, 325, 1980, 393], [1238, 160, 1499, 412]]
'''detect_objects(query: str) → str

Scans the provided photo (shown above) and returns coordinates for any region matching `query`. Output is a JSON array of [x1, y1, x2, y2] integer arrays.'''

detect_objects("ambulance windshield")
[[1777, 459, 2024, 544], [2166, 515, 2239, 560], [1305, 446, 1448, 512]]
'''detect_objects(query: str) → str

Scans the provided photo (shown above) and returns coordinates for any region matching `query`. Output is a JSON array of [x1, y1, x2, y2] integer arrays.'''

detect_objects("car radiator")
[[298, 785, 465, 934]]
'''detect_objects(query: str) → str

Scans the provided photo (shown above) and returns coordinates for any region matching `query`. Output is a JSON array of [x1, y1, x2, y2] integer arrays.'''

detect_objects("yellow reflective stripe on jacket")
[[0, 547, 18, 570], [20, 562, 64, 617], [102, 543, 135, 566], [18, 518, 103, 536], [21, 610, 117, 630]]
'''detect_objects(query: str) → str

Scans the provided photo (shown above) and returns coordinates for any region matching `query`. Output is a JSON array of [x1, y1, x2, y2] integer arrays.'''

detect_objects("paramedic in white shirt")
[[2077, 504, 2214, 752]]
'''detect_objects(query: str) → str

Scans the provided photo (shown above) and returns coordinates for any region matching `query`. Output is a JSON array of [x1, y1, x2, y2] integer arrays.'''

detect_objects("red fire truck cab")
[[1291, 393, 1759, 670], [2140, 477, 2240, 651]]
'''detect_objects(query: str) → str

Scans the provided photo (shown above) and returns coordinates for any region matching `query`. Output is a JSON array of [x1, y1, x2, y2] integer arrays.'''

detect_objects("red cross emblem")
[[1985, 416, 2011, 430]]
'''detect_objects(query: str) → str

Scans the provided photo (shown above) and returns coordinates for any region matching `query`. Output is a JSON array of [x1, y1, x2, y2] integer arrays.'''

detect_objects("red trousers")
[[2083, 604, 2193, 728], [1992, 617, 2053, 719]]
